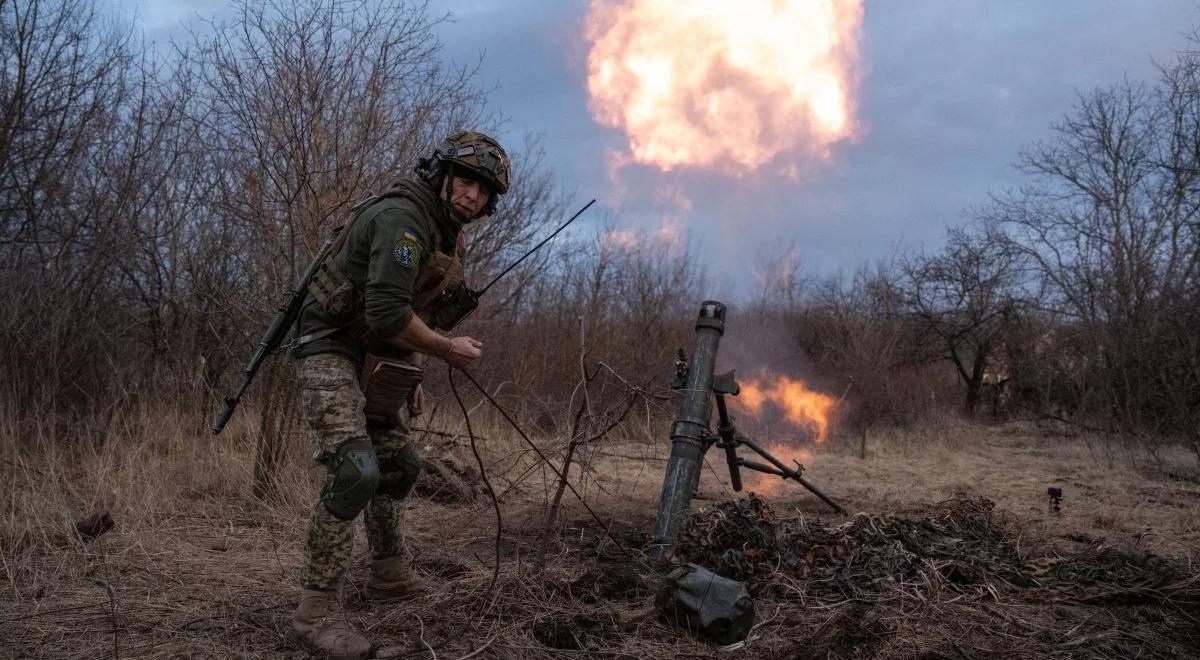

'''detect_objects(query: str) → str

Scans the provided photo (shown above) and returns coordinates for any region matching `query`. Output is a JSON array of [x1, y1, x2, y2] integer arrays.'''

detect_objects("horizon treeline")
[[2, 1, 1196, 470]]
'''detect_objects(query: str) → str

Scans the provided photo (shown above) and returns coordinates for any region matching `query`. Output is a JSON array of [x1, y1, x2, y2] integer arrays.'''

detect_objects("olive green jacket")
[[293, 179, 460, 365]]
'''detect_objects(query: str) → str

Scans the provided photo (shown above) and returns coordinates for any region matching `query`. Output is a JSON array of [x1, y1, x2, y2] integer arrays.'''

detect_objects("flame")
[[738, 373, 836, 443], [585, 0, 863, 175], [733, 373, 837, 495]]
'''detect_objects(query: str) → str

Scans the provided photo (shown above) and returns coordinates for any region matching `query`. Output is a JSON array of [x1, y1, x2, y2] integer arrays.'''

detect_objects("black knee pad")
[[320, 439, 380, 520], [376, 442, 421, 500]]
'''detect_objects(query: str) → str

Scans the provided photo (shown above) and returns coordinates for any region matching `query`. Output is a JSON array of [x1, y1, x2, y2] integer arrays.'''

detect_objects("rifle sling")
[[296, 326, 343, 346]]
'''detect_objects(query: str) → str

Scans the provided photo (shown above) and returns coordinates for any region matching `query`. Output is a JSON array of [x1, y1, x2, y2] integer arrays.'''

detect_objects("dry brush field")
[[4, 1, 1200, 658], [2, 407, 1199, 659]]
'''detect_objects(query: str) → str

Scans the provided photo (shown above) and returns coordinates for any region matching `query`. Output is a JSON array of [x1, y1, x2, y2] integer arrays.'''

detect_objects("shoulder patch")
[[393, 236, 421, 269]]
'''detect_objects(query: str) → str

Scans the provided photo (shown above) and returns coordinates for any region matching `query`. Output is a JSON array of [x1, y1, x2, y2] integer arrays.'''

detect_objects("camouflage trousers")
[[297, 353, 421, 592]]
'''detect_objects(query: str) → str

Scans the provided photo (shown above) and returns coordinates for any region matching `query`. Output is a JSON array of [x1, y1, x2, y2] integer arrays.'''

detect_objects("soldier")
[[287, 131, 510, 658]]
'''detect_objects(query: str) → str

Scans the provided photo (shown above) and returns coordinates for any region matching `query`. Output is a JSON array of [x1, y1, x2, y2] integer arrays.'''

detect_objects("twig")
[[455, 636, 495, 660], [538, 316, 593, 569], [592, 450, 667, 462], [0, 602, 107, 623], [0, 455, 48, 478], [411, 426, 492, 444], [456, 368, 633, 559], [93, 557, 121, 658], [416, 614, 437, 659], [449, 366, 501, 596]]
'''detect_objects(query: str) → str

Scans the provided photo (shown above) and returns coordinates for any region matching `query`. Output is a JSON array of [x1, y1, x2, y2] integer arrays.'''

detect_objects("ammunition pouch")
[[308, 258, 361, 325], [306, 216, 362, 325], [361, 353, 423, 424], [413, 242, 476, 330]]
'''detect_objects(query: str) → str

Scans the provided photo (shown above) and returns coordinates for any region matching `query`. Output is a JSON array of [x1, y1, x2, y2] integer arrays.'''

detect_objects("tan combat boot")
[[366, 556, 430, 601], [289, 589, 372, 659]]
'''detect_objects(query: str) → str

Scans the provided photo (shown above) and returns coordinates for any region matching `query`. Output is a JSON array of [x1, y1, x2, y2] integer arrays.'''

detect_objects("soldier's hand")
[[442, 336, 483, 369], [407, 384, 424, 417]]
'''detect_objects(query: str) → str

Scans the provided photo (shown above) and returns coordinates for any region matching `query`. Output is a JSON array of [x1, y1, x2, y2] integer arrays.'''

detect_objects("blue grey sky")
[[126, 1, 1200, 290]]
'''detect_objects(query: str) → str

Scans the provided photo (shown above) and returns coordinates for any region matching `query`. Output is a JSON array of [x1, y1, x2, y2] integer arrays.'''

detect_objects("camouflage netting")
[[674, 494, 1199, 609]]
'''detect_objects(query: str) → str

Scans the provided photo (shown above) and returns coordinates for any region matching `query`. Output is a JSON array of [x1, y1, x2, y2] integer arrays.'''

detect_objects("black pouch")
[[655, 563, 755, 645], [429, 282, 479, 330]]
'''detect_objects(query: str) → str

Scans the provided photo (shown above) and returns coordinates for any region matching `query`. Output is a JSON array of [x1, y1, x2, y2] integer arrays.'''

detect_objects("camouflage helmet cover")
[[434, 130, 511, 195]]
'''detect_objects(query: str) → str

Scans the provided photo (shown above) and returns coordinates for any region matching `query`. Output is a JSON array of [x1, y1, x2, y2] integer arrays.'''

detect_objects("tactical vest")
[[306, 185, 463, 340], [411, 237, 464, 325]]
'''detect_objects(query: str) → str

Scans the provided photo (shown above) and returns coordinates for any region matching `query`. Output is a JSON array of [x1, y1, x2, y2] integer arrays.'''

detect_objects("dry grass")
[[2, 404, 1198, 658]]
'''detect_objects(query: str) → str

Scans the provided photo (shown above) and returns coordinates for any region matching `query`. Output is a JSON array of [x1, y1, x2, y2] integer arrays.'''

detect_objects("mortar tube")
[[649, 300, 726, 562]]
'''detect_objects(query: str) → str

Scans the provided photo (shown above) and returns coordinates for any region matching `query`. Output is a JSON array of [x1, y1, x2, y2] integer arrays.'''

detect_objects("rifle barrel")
[[211, 398, 239, 434], [210, 237, 334, 436]]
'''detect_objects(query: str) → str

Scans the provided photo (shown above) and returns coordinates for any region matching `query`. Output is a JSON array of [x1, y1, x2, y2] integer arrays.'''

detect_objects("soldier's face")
[[445, 175, 491, 219]]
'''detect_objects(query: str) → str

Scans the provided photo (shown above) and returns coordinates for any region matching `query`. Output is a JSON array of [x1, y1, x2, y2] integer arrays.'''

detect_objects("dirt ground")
[[2, 413, 1198, 658]]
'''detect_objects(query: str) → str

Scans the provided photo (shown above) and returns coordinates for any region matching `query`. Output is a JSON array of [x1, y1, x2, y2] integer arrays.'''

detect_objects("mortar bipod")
[[709, 370, 846, 515]]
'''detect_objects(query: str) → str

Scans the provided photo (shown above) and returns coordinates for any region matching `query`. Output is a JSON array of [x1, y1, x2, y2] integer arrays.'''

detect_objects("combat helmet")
[[418, 130, 511, 216]]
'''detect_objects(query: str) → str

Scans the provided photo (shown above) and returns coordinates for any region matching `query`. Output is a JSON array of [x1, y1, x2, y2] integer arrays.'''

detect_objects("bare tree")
[[987, 70, 1200, 442], [902, 226, 1025, 416], [801, 259, 936, 427], [0, 0, 201, 430], [180, 0, 498, 496]]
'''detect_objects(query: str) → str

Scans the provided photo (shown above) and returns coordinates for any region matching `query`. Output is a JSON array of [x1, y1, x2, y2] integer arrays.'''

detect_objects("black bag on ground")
[[655, 563, 755, 644]]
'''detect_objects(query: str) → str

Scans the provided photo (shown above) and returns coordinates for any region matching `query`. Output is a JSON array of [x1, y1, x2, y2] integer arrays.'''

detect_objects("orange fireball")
[[738, 373, 837, 444], [732, 372, 838, 495], [585, 0, 864, 175]]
